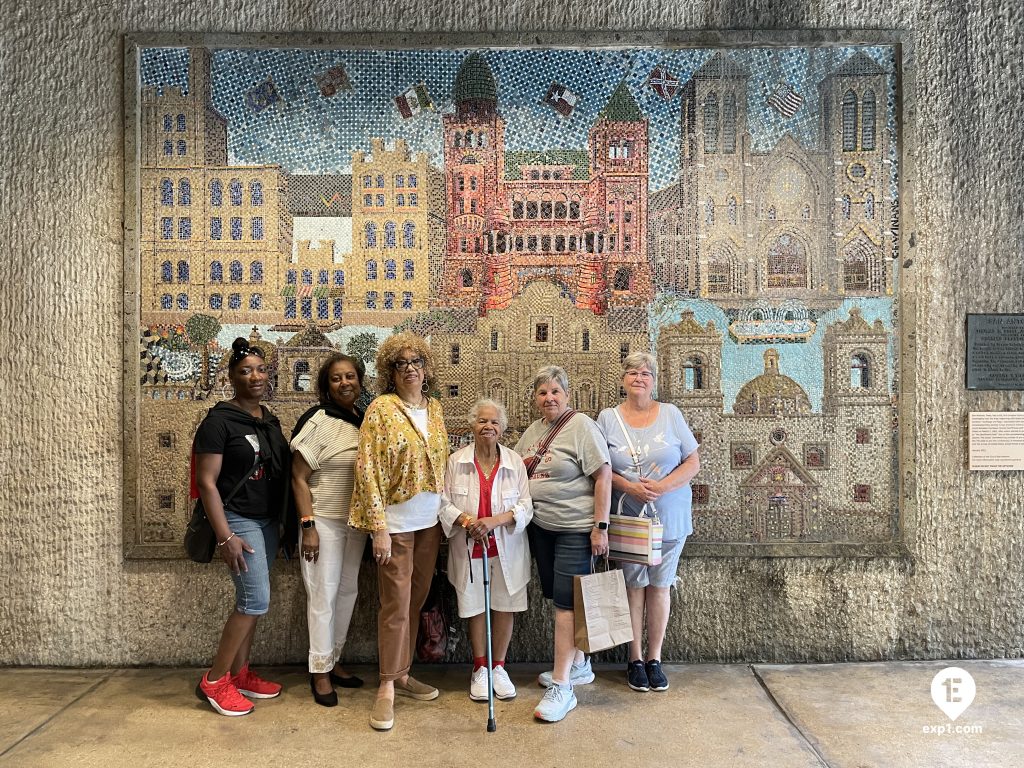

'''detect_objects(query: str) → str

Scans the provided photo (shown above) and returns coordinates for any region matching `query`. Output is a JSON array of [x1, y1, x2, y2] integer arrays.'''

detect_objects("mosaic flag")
[[394, 83, 433, 119], [647, 67, 680, 100], [246, 77, 283, 114], [763, 80, 804, 118], [315, 64, 352, 97], [543, 83, 578, 118]]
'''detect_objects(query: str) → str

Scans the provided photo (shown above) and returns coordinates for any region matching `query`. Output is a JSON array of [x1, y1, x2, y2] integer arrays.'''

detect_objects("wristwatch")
[[301, 518, 316, 529], [594, 521, 609, 530]]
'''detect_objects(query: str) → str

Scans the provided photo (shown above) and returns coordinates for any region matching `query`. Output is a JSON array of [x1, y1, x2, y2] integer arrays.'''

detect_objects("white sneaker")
[[533, 682, 577, 722], [537, 657, 594, 688], [469, 666, 489, 701], [491, 666, 517, 700]]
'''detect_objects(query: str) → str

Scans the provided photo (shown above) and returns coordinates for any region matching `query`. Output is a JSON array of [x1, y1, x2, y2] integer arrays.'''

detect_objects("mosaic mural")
[[128, 42, 902, 557]]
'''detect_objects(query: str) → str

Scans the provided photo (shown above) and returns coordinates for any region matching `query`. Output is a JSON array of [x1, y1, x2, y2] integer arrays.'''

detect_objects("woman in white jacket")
[[441, 398, 533, 702]]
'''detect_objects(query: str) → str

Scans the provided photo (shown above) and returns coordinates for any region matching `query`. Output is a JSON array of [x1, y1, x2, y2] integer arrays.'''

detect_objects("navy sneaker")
[[626, 660, 649, 692], [646, 660, 669, 691]]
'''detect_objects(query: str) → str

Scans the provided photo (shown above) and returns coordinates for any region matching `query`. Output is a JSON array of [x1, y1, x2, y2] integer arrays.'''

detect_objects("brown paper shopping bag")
[[573, 560, 633, 653]]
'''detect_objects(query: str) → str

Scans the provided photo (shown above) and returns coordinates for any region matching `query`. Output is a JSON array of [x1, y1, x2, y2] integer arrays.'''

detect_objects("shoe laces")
[[543, 683, 568, 703], [208, 676, 249, 707]]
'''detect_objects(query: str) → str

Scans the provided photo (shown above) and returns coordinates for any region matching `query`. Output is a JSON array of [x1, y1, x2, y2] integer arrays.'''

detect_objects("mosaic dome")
[[453, 53, 497, 104], [733, 349, 811, 417]]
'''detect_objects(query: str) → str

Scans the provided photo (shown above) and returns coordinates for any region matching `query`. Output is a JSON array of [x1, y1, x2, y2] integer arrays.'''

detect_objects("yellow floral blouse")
[[349, 394, 449, 532]]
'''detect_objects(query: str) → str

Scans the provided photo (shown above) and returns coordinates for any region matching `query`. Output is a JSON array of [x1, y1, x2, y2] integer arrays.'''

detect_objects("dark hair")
[[228, 337, 266, 373], [317, 354, 366, 404]]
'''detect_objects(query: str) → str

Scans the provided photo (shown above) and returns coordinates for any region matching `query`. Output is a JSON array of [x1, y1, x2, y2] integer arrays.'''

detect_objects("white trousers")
[[300, 517, 367, 673]]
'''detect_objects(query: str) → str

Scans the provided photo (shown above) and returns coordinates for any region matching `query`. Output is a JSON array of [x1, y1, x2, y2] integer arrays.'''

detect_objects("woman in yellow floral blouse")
[[350, 332, 449, 731]]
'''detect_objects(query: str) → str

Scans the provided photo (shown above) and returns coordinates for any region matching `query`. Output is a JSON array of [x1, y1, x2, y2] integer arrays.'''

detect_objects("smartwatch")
[[301, 518, 316, 529], [594, 521, 609, 530]]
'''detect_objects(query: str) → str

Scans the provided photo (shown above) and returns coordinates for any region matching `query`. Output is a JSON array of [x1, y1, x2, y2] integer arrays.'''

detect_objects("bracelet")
[[217, 532, 236, 547], [460, 514, 472, 529]]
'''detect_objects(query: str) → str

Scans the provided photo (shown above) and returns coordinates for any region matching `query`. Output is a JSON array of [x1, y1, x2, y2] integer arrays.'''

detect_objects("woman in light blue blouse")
[[597, 351, 700, 694]]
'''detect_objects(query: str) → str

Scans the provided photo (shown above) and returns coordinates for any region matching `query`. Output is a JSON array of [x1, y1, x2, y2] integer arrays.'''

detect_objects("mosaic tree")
[[185, 313, 221, 390]]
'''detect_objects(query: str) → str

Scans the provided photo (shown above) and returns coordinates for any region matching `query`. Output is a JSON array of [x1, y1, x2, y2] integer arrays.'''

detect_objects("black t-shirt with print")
[[194, 405, 279, 520]]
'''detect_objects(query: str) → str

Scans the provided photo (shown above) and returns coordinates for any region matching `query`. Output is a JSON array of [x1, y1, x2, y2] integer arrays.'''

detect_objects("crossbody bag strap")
[[526, 409, 577, 478], [220, 451, 261, 511], [611, 407, 657, 522]]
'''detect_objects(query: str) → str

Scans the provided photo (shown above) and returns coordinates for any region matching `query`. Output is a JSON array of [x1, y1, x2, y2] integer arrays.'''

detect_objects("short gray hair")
[[622, 351, 657, 379], [531, 365, 569, 394], [467, 398, 508, 432]]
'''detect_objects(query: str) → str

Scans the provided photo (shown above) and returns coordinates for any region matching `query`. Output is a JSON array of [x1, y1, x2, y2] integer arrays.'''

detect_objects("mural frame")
[[122, 30, 917, 560]]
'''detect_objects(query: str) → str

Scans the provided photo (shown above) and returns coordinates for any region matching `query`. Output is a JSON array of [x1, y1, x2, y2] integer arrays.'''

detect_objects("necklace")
[[475, 451, 499, 476], [399, 394, 426, 410]]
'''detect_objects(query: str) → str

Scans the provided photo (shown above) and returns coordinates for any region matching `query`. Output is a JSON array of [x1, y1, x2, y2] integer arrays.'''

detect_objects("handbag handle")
[[614, 492, 661, 525]]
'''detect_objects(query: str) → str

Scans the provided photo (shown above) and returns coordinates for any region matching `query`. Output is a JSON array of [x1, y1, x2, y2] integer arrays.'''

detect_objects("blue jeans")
[[225, 511, 278, 616]]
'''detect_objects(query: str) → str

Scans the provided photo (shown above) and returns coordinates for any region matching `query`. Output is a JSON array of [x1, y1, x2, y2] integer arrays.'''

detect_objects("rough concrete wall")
[[1, 1, 1022, 666]]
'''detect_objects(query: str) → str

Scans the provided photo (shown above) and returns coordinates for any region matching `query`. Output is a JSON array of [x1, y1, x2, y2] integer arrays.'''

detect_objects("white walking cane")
[[481, 541, 497, 732]]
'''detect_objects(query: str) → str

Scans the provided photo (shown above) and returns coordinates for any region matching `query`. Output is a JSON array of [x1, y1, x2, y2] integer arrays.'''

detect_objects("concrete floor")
[[0, 661, 1020, 767]]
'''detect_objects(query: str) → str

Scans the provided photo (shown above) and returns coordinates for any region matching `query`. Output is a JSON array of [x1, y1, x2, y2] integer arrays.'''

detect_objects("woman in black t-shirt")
[[193, 338, 290, 717]]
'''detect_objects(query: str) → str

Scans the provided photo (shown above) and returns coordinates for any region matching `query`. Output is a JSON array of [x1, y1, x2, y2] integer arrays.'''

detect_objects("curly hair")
[[375, 332, 435, 396]]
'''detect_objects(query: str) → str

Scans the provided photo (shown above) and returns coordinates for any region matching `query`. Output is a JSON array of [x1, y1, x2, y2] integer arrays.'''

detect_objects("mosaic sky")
[[140, 46, 897, 190]]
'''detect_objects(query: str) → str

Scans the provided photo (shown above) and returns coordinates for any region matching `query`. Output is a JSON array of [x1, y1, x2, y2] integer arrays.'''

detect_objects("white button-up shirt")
[[440, 443, 534, 598]]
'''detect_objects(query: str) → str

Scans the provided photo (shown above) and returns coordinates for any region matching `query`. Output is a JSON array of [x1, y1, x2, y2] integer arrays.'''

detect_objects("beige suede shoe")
[[394, 676, 439, 701], [369, 696, 394, 731]]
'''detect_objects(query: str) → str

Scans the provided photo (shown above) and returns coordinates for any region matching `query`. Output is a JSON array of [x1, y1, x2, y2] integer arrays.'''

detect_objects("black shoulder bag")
[[184, 452, 261, 563]]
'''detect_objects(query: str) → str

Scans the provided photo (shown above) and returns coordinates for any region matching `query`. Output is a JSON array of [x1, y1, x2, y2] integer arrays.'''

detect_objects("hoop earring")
[[421, 381, 429, 394]]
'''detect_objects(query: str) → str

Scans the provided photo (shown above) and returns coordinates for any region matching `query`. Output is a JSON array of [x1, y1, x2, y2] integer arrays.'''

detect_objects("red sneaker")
[[196, 671, 254, 717], [232, 664, 282, 699]]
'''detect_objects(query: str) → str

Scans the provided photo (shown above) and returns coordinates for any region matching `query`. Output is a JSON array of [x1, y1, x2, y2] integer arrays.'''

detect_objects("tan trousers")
[[377, 523, 442, 681]]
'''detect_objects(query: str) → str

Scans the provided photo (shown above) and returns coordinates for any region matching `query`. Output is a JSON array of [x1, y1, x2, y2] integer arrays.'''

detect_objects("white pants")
[[300, 517, 367, 673]]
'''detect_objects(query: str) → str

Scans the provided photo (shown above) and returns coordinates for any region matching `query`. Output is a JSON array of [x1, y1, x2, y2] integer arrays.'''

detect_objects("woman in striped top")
[[291, 353, 368, 707]]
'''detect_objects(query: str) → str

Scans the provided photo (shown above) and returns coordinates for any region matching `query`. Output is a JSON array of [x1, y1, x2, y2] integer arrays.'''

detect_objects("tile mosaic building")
[[131, 44, 900, 555]]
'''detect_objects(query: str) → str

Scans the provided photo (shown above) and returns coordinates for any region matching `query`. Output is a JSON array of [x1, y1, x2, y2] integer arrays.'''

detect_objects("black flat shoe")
[[329, 670, 364, 689], [310, 675, 338, 707]]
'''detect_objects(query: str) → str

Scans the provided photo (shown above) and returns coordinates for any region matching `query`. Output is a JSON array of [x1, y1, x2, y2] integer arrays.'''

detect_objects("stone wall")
[[2, 1, 1023, 665]]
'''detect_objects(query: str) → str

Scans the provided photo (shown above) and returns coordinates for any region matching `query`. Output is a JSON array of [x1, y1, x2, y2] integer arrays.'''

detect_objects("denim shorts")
[[620, 538, 685, 589], [528, 524, 593, 610], [224, 510, 278, 616]]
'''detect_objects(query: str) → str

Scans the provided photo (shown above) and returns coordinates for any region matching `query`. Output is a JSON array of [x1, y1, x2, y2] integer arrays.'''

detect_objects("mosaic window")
[[176, 113, 186, 131], [856, 427, 871, 444], [130, 41, 904, 558], [731, 443, 754, 469], [176, 260, 189, 282]]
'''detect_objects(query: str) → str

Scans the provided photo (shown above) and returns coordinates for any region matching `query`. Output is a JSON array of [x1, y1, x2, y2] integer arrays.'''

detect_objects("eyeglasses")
[[624, 370, 654, 379], [394, 358, 424, 371]]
